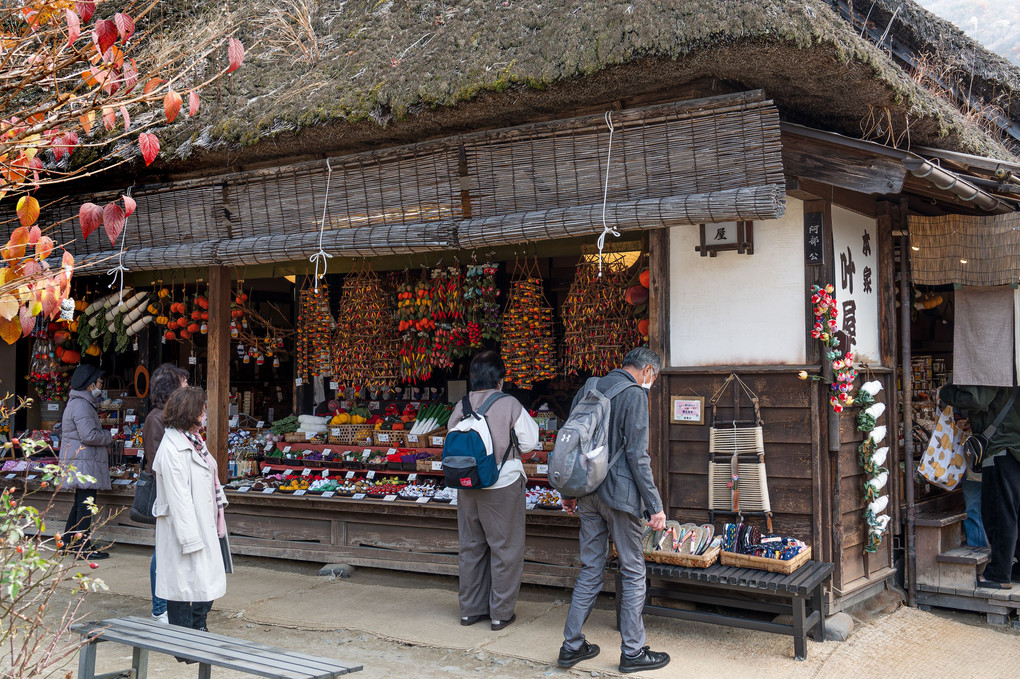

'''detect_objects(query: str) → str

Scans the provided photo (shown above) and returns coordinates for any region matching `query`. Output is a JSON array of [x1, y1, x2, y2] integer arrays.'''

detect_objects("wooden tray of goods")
[[719, 546, 812, 574], [646, 545, 720, 568]]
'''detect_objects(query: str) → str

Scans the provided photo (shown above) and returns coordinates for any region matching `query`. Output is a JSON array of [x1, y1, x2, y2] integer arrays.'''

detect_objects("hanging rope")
[[308, 159, 334, 293], [596, 110, 621, 277], [106, 186, 132, 303]]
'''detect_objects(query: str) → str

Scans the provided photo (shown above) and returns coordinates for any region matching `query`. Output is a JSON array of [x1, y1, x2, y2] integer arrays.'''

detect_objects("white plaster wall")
[[830, 205, 881, 365], [669, 198, 807, 366]]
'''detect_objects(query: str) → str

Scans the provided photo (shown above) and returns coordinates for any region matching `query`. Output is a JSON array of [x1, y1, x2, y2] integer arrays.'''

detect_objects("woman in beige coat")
[[153, 387, 228, 631]]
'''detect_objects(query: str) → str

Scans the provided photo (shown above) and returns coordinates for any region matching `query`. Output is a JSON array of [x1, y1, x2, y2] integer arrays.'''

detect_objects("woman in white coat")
[[153, 387, 228, 631]]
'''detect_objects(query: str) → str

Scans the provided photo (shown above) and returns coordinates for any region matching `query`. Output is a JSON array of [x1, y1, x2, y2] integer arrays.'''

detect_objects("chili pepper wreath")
[[429, 265, 468, 365], [463, 261, 501, 348], [396, 274, 435, 383], [296, 282, 333, 380], [562, 255, 639, 375], [856, 380, 890, 553], [501, 274, 557, 390], [797, 284, 858, 412], [332, 264, 400, 390]]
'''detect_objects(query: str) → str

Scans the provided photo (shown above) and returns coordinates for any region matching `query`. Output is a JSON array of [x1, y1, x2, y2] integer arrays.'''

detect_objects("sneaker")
[[619, 647, 670, 673], [74, 551, 110, 561], [490, 613, 516, 631], [460, 614, 488, 626], [558, 641, 600, 668], [151, 612, 169, 625]]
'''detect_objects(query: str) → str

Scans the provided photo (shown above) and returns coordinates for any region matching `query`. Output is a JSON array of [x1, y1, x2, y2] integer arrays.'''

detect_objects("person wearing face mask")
[[58, 363, 113, 560], [153, 386, 229, 634], [448, 350, 540, 631], [558, 347, 669, 674]]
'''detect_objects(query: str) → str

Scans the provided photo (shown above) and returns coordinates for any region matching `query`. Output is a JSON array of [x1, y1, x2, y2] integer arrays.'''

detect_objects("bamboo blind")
[[32, 90, 785, 273], [908, 212, 1020, 286]]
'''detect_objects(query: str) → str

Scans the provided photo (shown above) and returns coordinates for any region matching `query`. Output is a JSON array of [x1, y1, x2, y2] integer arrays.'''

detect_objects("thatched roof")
[[109, 0, 1020, 180]]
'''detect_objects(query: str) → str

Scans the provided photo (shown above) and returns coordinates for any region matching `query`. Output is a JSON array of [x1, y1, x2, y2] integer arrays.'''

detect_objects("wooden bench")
[[72, 616, 362, 679], [610, 559, 833, 660]]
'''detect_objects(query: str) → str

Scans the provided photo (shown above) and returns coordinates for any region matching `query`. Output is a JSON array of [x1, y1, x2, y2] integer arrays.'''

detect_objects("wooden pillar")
[[648, 228, 670, 508], [207, 266, 231, 481]]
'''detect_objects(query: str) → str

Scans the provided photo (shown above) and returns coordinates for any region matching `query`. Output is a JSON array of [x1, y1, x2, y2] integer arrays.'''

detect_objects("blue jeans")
[[961, 478, 988, 547], [150, 550, 167, 616]]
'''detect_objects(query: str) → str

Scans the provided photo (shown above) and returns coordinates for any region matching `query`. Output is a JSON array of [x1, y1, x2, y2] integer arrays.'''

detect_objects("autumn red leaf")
[[102, 107, 116, 131], [2, 227, 30, 261], [0, 317, 22, 345], [36, 236, 54, 261], [189, 90, 200, 117], [16, 196, 40, 228], [79, 111, 94, 135], [227, 38, 245, 73], [19, 305, 36, 337], [143, 77, 163, 95], [123, 59, 138, 92], [78, 202, 103, 239], [138, 132, 159, 166], [163, 90, 182, 122], [76, 1, 95, 23], [103, 202, 125, 246], [114, 13, 135, 42], [92, 19, 117, 56], [28, 226, 41, 245], [65, 9, 80, 46], [123, 194, 136, 217], [120, 105, 131, 131]]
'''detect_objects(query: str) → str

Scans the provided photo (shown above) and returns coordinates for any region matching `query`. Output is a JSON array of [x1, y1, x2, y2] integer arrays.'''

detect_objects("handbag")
[[917, 406, 966, 490], [129, 470, 157, 524], [962, 386, 1020, 482]]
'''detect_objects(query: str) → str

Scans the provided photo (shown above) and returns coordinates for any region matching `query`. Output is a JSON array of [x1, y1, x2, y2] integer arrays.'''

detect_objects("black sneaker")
[[460, 614, 488, 626], [490, 613, 516, 631], [619, 647, 670, 673], [74, 550, 110, 561], [558, 641, 600, 668]]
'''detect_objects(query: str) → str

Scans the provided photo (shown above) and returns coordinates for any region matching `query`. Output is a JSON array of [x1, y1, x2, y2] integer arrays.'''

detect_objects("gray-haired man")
[[558, 347, 670, 674]]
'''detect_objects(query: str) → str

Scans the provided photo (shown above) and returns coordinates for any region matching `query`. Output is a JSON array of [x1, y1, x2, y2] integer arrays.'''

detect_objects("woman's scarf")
[[183, 429, 228, 538]]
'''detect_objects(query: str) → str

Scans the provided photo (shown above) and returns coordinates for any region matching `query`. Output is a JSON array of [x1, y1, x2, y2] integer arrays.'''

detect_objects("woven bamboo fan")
[[707, 374, 773, 531]]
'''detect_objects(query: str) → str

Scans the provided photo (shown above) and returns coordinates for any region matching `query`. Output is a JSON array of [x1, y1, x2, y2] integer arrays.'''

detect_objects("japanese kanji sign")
[[831, 207, 880, 363], [804, 212, 824, 266]]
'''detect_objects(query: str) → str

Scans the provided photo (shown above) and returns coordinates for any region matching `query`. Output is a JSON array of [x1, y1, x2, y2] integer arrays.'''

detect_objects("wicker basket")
[[719, 546, 812, 574], [416, 457, 443, 473], [327, 424, 374, 445], [645, 545, 720, 568], [374, 430, 407, 447], [404, 429, 444, 449], [282, 433, 307, 443]]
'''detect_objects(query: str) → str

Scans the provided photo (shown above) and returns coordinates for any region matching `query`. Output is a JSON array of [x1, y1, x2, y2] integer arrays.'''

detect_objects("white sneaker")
[[151, 612, 169, 624]]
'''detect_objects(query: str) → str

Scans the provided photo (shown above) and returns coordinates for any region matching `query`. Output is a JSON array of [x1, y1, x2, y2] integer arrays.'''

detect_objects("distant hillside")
[[915, 0, 1020, 65]]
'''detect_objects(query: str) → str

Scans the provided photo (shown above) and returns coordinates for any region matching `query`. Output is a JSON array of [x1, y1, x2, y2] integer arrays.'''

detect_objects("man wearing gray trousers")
[[559, 348, 671, 674]]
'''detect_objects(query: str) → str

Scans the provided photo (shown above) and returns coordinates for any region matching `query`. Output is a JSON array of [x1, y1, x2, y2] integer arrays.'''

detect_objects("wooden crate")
[[719, 546, 812, 574], [373, 430, 407, 447], [404, 429, 445, 449], [327, 424, 374, 445]]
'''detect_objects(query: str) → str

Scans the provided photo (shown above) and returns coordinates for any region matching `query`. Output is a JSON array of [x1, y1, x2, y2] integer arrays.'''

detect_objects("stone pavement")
[[60, 545, 1019, 678]]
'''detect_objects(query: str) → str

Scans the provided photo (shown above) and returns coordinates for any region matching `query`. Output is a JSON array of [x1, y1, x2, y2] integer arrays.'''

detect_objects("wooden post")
[[648, 228, 670, 509], [207, 266, 231, 481]]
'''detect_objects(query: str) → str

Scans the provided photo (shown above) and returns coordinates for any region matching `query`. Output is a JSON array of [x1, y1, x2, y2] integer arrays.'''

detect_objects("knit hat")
[[70, 364, 105, 391]]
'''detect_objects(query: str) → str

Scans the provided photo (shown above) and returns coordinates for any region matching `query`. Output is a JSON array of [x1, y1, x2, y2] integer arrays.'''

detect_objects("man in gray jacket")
[[558, 347, 670, 674]]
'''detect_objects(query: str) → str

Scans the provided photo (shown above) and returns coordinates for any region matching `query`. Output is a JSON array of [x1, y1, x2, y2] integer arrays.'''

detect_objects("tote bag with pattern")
[[917, 405, 967, 491]]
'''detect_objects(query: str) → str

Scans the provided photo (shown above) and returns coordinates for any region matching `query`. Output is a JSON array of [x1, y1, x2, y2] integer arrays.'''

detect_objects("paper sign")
[[283, 446, 291, 453], [407, 434, 418, 443], [125, 415, 137, 423], [257, 421, 265, 429], [261, 467, 271, 476], [410, 402, 421, 409], [322, 491, 335, 498], [237, 487, 250, 493], [383, 495, 397, 502], [45, 403, 60, 411], [536, 464, 548, 475], [301, 469, 312, 476], [450, 497, 458, 506], [323, 448, 331, 455], [229, 417, 239, 427], [430, 436, 444, 447], [331, 427, 342, 437], [407, 473, 417, 482], [322, 470, 330, 478], [369, 401, 380, 410], [295, 378, 304, 387], [386, 448, 397, 456], [262, 488, 275, 494], [294, 490, 306, 496], [189, 356, 197, 365], [431, 461, 443, 471], [283, 469, 293, 476], [113, 479, 132, 485], [110, 428, 119, 435], [5, 473, 15, 479], [352, 493, 366, 500], [526, 502, 537, 510], [377, 433, 390, 443], [329, 381, 339, 391], [416, 497, 430, 504], [346, 471, 355, 479], [26, 474, 36, 480], [362, 449, 372, 458], [366, 470, 376, 479]]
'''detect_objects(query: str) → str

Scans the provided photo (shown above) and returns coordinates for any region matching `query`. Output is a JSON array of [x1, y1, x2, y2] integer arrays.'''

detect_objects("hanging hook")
[[596, 111, 621, 278]]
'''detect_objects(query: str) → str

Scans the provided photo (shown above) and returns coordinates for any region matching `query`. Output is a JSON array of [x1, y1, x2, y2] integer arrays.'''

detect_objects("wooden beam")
[[207, 266, 231, 481], [781, 132, 905, 196], [796, 178, 878, 218]]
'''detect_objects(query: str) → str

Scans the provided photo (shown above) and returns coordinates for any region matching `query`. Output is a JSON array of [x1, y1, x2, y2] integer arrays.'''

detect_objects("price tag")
[[431, 461, 443, 471], [189, 356, 197, 365], [321, 469, 330, 478], [229, 417, 239, 427], [383, 494, 397, 502], [301, 469, 312, 476], [407, 434, 419, 443], [283, 446, 292, 453], [262, 488, 275, 494], [386, 448, 397, 456], [331, 428, 341, 437], [294, 489, 306, 496], [329, 381, 339, 391], [110, 428, 119, 436], [526, 502, 537, 510], [5, 473, 16, 479], [322, 491, 335, 498], [237, 486, 251, 493], [45, 402, 60, 412], [26, 474, 36, 480], [369, 401, 381, 410], [261, 467, 271, 476], [377, 433, 390, 443], [295, 378, 304, 387], [125, 414, 137, 423], [323, 448, 331, 455], [352, 493, 366, 500], [345, 471, 355, 479], [415, 496, 430, 504], [450, 496, 458, 506], [431, 436, 444, 447], [366, 470, 376, 479], [408, 473, 417, 482], [536, 464, 548, 475], [410, 401, 421, 409], [283, 469, 293, 476], [257, 421, 265, 429], [362, 449, 372, 458], [113, 479, 132, 485]]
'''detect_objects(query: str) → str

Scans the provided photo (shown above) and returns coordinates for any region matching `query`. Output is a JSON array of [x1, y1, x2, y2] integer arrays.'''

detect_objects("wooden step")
[[937, 546, 991, 565], [915, 511, 967, 528]]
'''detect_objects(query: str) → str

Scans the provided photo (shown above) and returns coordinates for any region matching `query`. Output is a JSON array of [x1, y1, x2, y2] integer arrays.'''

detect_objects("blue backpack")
[[442, 393, 516, 489]]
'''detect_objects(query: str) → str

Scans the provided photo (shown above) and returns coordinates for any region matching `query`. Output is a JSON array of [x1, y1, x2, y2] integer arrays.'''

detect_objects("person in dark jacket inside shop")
[[940, 384, 1020, 588], [142, 363, 189, 624], [58, 363, 111, 560], [558, 347, 670, 674]]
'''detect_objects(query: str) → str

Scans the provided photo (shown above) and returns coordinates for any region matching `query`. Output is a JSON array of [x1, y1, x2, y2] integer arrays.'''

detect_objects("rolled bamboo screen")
[[908, 212, 1020, 286]]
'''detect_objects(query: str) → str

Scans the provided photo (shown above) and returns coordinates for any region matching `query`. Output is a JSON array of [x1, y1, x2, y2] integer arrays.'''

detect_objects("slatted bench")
[[72, 616, 362, 679], [609, 560, 833, 660]]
